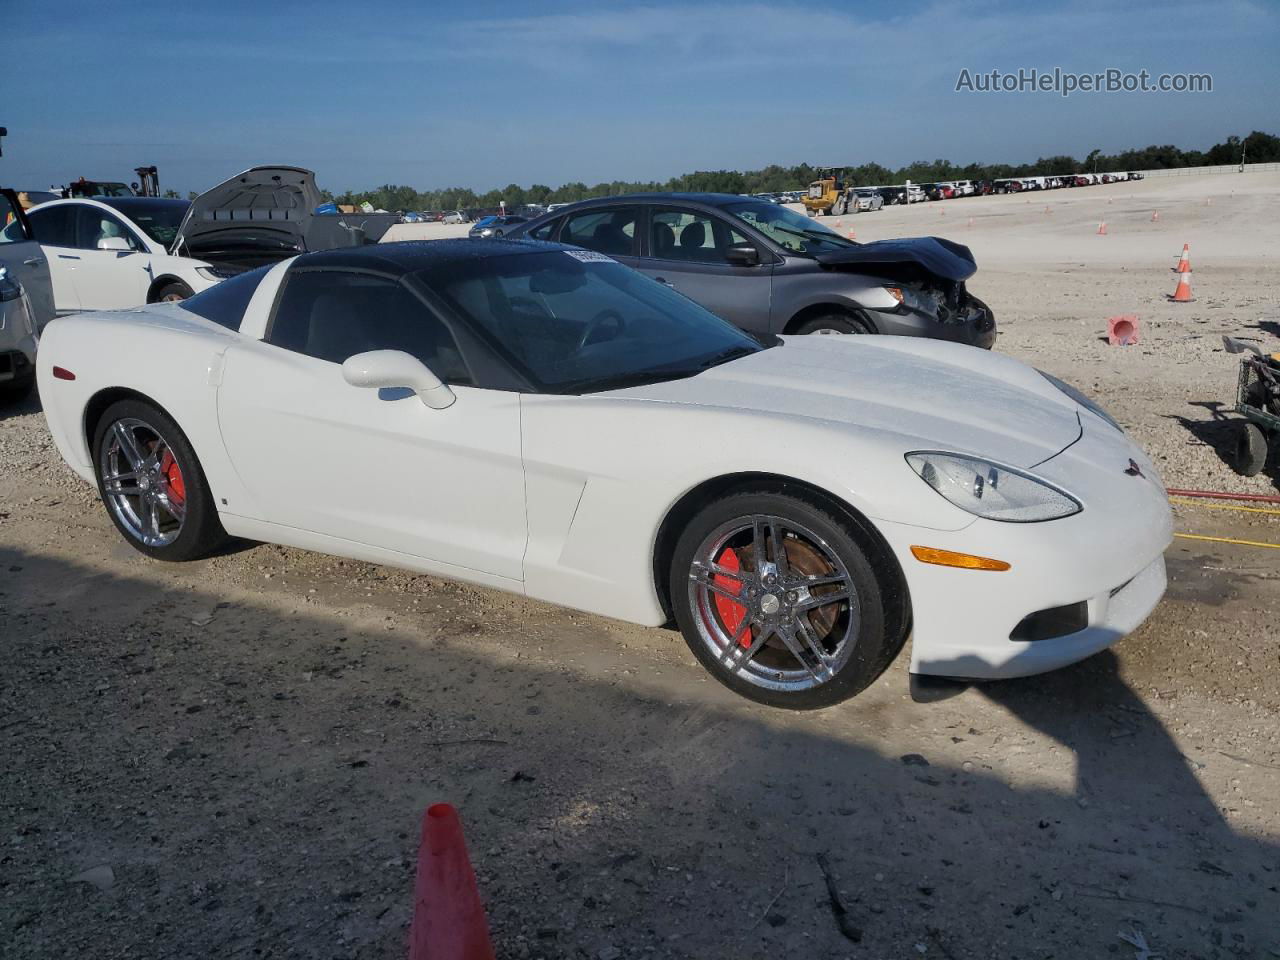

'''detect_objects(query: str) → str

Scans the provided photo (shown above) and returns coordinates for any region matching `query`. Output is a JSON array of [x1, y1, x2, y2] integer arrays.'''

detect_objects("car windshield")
[[418, 249, 769, 393], [103, 199, 190, 247], [720, 200, 856, 256]]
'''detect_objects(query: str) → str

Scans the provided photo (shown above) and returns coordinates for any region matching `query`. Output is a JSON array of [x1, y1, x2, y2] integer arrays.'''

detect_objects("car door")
[[635, 205, 773, 334], [216, 266, 527, 582], [69, 205, 152, 310], [24, 203, 82, 313], [0, 190, 55, 330], [559, 205, 642, 270]]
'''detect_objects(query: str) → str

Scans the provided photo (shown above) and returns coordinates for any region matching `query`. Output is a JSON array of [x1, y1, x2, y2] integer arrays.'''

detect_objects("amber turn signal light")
[[910, 546, 1011, 571]]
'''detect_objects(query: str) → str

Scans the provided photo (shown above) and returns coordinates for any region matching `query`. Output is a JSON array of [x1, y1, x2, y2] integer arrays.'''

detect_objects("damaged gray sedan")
[[509, 193, 996, 349]]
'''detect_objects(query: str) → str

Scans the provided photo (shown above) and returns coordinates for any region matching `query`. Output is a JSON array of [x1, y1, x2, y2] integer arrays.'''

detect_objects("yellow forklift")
[[802, 167, 855, 217]]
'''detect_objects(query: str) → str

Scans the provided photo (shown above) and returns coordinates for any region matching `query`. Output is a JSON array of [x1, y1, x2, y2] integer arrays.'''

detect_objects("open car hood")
[[172, 165, 321, 255], [814, 236, 977, 282]]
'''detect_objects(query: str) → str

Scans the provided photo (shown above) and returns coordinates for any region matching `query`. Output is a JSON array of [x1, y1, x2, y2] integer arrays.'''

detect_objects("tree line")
[[320, 129, 1276, 212]]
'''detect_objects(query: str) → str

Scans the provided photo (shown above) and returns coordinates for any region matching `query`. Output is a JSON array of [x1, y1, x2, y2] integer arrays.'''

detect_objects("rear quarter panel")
[[36, 307, 242, 501]]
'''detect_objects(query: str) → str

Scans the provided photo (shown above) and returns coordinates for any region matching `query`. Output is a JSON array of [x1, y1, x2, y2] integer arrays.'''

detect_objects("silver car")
[[854, 189, 884, 212], [0, 188, 55, 402], [510, 192, 995, 348]]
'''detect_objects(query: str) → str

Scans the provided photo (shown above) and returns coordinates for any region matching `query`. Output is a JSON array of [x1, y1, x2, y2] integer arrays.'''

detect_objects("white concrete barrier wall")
[[1136, 162, 1280, 178]]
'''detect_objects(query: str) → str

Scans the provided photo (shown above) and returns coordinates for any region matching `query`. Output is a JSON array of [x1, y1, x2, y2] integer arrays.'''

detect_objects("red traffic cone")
[[1097, 221, 1108, 235], [1173, 243, 1191, 273], [834, 219, 843, 229], [847, 228, 857, 240], [409, 804, 495, 960], [1151, 210, 1160, 222], [1107, 315, 1140, 346], [1168, 272, 1194, 303]]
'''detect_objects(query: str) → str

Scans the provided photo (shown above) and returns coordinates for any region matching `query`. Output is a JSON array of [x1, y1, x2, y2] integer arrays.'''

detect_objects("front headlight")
[[883, 285, 931, 313], [0, 265, 22, 302], [906, 451, 1082, 523], [195, 265, 237, 281], [1039, 370, 1121, 432]]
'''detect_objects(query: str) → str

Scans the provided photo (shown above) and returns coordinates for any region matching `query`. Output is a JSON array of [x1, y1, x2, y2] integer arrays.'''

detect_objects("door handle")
[[57, 254, 81, 260], [23, 257, 46, 267], [654, 277, 675, 287]]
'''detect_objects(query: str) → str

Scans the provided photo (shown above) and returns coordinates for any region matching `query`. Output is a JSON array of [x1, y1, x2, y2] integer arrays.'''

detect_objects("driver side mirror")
[[342, 349, 456, 410], [724, 243, 760, 267], [97, 236, 133, 252]]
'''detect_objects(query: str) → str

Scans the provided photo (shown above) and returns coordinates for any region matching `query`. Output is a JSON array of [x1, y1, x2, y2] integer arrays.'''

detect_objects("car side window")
[[25, 205, 77, 247], [562, 207, 637, 257], [649, 208, 747, 264], [267, 269, 472, 384], [528, 217, 560, 241], [0, 193, 29, 243], [74, 206, 142, 251]]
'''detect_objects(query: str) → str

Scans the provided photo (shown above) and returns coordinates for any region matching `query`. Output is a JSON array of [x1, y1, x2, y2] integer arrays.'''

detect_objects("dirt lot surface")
[[3, 173, 1279, 959]]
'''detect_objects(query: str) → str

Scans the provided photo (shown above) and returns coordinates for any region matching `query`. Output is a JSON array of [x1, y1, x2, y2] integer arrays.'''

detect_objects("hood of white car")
[[173, 165, 321, 256], [607, 335, 1083, 468]]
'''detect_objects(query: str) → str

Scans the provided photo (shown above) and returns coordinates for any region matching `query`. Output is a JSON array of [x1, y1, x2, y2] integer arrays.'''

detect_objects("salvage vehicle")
[[21, 166, 397, 310], [510, 193, 996, 348], [36, 239, 1172, 708], [16, 197, 231, 310], [0, 188, 55, 401]]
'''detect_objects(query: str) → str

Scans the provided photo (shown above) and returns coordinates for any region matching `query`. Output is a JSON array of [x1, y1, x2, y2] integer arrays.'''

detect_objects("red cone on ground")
[[1107, 315, 1140, 346], [1174, 243, 1191, 273], [1097, 221, 1108, 235], [409, 804, 495, 960], [967, 217, 974, 228], [1151, 210, 1160, 222], [847, 228, 856, 240], [1168, 271, 1195, 303]]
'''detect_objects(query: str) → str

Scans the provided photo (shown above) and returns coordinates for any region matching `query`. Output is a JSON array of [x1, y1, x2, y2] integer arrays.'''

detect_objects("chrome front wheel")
[[671, 491, 901, 709]]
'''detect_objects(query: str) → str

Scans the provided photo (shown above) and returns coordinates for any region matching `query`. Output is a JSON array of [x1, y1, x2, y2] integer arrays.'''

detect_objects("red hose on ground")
[[1166, 487, 1280, 505]]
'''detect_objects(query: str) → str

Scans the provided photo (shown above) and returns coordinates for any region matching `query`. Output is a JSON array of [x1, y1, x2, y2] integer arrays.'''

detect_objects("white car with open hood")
[[36, 238, 1173, 709], [18, 166, 322, 312]]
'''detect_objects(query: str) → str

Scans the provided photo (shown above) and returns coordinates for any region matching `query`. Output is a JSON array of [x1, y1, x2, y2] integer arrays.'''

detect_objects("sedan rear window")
[[179, 266, 270, 330]]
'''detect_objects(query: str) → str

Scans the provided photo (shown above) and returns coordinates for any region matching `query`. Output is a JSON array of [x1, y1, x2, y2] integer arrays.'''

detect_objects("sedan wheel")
[[671, 492, 900, 709], [92, 399, 226, 561]]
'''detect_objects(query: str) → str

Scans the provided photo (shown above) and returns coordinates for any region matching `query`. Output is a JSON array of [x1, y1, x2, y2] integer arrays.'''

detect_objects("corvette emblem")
[[1124, 459, 1145, 478]]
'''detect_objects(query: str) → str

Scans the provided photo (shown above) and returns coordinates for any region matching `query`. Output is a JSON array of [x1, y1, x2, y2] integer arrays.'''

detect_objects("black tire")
[[1235, 422, 1268, 477], [91, 399, 226, 561], [669, 490, 903, 710], [153, 280, 194, 303], [793, 313, 873, 336]]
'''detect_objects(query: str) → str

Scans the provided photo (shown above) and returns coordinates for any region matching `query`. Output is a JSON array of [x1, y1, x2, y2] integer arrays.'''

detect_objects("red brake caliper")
[[159, 450, 186, 505], [711, 547, 752, 647]]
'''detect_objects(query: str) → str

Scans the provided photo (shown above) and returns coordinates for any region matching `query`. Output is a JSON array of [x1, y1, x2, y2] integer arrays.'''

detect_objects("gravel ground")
[[2, 172, 1279, 960]]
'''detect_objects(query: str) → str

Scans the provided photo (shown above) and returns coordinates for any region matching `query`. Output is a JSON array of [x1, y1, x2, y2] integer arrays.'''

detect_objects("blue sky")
[[1, 0, 1276, 195]]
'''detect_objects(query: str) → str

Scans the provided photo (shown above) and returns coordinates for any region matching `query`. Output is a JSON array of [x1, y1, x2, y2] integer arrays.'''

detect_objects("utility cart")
[[1224, 336, 1280, 476]]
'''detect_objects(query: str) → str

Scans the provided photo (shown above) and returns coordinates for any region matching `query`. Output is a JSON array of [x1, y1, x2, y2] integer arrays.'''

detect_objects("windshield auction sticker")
[[563, 249, 615, 263]]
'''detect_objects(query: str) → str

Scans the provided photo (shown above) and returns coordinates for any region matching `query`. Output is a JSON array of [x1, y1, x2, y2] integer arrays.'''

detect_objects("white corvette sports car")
[[37, 239, 1172, 709]]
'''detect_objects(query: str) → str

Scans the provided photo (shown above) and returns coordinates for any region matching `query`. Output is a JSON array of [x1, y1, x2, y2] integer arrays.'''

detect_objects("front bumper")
[[870, 295, 997, 350], [873, 419, 1172, 682]]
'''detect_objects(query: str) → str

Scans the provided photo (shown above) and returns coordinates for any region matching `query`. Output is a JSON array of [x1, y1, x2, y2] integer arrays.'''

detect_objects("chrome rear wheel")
[[99, 417, 187, 547]]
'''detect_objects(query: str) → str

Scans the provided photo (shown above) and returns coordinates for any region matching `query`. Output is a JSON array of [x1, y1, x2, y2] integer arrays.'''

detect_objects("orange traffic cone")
[[847, 228, 856, 240], [1168, 272, 1195, 303], [1173, 243, 1191, 273], [1151, 210, 1160, 222], [409, 804, 495, 960], [1097, 221, 1108, 235], [1107, 315, 1140, 346], [835, 220, 843, 229]]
